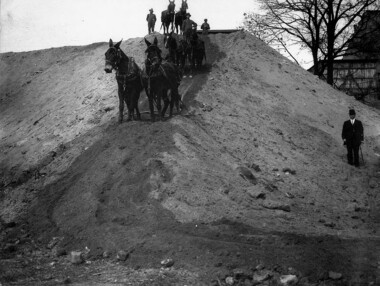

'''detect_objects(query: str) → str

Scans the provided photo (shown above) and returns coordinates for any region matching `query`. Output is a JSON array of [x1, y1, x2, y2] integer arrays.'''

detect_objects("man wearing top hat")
[[341, 109, 364, 167], [146, 8, 157, 35]]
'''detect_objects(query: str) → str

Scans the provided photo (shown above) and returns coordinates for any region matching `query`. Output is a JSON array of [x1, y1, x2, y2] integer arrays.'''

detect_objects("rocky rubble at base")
[[1, 228, 355, 286], [0, 227, 356, 286]]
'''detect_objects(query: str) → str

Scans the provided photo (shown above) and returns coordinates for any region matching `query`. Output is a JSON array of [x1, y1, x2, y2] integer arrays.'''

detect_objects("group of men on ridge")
[[146, 0, 210, 39]]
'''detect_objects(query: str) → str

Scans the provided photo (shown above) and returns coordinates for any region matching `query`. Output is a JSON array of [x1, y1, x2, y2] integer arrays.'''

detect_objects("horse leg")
[[173, 88, 180, 114], [187, 53, 193, 78], [134, 91, 141, 121], [157, 92, 163, 121], [124, 93, 133, 121], [149, 95, 155, 122], [169, 89, 175, 117], [181, 54, 187, 77], [162, 89, 170, 118], [118, 88, 124, 123], [145, 87, 155, 122]]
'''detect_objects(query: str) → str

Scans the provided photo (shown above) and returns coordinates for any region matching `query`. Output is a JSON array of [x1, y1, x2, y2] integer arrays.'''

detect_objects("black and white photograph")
[[1, 0, 380, 285]]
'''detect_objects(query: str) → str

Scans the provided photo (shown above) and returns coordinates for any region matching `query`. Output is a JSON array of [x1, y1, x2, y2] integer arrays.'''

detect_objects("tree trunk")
[[326, 0, 335, 86], [312, 48, 319, 75]]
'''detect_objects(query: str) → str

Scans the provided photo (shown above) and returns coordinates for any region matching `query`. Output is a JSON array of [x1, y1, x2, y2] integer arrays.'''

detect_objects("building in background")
[[309, 10, 380, 100]]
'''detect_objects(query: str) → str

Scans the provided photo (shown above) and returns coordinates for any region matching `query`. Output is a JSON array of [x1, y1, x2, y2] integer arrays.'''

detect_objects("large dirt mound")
[[1, 31, 380, 285]]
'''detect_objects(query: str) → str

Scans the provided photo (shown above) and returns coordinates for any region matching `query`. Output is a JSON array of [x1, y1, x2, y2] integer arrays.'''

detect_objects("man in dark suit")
[[341, 109, 364, 167]]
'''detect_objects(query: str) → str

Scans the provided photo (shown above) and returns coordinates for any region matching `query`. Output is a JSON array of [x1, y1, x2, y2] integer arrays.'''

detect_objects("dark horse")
[[174, 10, 185, 34], [174, 0, 187, 34], [177, 37, 193, 77], [164, 32, 179, 65], [190, 32, 206, 69], [141, 37, 181, 121], [104, 39, 143, 123], [161, 10, 175, 35]]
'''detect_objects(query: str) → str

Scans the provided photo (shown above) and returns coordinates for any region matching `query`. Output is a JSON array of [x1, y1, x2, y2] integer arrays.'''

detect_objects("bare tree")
[[241, 0, 379, 85]]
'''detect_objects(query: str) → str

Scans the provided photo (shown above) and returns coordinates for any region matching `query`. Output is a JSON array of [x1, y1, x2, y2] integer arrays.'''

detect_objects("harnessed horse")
[[141, 37, 181, 121], [161, 10, 175, 35], [177, 37, 193, 77], [174, 1, 187, 34], [164, 32, 179, 65], [190, 31, 206, 69], [104, 39, 143, 123], [174, 10, 186, 34]]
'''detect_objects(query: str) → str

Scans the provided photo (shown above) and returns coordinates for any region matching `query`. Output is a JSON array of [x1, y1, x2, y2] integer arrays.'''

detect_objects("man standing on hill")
[[201, 19, 210, 35], [341, 109, 364, 167], [146, 8, 157, 35], [182, 13, 197, 43]]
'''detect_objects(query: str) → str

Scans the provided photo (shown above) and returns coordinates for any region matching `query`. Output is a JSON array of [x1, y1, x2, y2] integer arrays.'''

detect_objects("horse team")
[[104, 37, 183, 123], [104, 0, 207, 123], [161, 0, 188, 35]]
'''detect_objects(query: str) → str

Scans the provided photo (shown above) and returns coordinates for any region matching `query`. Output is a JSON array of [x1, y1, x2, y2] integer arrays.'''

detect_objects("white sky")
[[0, 0, 259, 53]]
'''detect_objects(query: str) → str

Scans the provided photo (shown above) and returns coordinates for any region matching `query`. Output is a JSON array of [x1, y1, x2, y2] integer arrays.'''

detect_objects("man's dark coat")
[[341, 119, 364, 166], [341, 119, 364, 145]]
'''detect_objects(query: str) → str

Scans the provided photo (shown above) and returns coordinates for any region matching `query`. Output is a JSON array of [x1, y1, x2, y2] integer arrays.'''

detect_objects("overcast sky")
[[0, 0, 259, 53]]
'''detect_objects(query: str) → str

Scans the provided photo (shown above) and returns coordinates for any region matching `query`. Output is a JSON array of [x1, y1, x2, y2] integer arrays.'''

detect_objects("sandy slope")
[[1, 31, 380, 285]]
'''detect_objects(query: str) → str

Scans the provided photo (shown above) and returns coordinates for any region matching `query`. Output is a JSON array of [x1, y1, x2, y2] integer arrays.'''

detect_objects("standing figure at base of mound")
[[342, 108, 364, 167]]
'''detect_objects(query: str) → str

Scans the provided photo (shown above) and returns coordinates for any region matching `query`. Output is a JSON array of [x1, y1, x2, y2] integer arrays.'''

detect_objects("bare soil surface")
[[1, 31, 380, 285]]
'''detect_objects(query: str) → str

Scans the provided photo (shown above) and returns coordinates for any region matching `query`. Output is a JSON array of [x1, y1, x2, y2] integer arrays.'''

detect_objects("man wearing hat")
[[341, 109, 364, 167], [201, 19, 210, 35], [182, 13, 197, 43], [146, 8, 157, 35]]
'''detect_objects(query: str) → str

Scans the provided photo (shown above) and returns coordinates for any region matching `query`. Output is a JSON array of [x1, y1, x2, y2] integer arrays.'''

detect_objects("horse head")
[[168, 1, 175, 13], [104, 39, 123, 73], [164, 32, 175, 49], [144, 37, 162, 71]]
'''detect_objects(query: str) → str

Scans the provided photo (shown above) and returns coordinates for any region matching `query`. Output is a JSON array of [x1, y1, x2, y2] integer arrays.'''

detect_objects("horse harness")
[[106, 47, 138, 91], [144, 59, 165, 94], [144, 58, 176, 111], [116, 57, 138, 92]]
